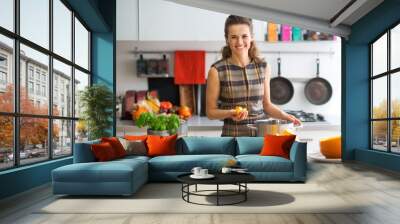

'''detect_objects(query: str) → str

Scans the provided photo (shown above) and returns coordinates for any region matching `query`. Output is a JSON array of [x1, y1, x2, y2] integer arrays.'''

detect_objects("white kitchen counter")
[[117, 116, 340, 155], [117, 115, 340, 134], [185, 116, 340, 131]]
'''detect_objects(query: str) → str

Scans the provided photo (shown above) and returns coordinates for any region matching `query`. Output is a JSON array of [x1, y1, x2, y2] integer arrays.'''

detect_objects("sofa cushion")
[[149, 154, 235, 172], [52, 159, 147, 183], [260, 135, 296, 159], [236, 155, 293, 172], [101, 137, 127, 158], [236, 137, 264, 155], [120, 138, 148, 156], [91, 142, 118, 161], [116, 155, 150, 163], [178, 137, 236, 155], [147, 134, 177, 157], [74, 140, 100, 163]]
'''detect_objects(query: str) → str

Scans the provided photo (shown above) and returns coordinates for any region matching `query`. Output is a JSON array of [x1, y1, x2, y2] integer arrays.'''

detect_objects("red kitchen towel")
[[174, 51, 206, 84]]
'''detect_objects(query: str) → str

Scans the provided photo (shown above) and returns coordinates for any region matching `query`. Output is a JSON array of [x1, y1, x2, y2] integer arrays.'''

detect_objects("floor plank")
[[1, 160, 400, 224]]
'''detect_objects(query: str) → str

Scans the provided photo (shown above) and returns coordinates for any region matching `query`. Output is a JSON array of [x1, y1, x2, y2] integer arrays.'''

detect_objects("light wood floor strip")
[[1, 160, 400, 224]]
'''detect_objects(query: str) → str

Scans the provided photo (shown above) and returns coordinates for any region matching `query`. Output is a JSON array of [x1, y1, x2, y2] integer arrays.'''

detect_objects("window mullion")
[[387, 30, 391, 152], [370, 45, 373, 149], [49, 0, 54, 160], [71, 10, 76, 153], [14, 0, 20, 167]]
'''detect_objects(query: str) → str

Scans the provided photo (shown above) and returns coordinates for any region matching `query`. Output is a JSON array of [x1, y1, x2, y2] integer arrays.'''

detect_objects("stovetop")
[[285, 110, 325, 122]]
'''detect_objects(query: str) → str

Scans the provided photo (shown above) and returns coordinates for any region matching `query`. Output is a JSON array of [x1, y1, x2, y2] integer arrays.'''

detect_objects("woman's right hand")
[[230, 109, 248, 121]]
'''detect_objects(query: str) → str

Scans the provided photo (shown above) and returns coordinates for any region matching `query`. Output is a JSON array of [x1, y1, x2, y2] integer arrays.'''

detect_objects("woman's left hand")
[[286, 114, 302, 126], [231, 109, 248, 121]]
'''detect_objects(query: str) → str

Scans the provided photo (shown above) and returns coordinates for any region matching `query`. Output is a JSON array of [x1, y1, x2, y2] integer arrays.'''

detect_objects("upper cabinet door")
[[138, 0, 266, 41]]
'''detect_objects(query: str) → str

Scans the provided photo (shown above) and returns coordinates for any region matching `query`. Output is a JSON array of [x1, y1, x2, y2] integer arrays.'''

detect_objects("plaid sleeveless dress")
[[212, 58, 268, 136]]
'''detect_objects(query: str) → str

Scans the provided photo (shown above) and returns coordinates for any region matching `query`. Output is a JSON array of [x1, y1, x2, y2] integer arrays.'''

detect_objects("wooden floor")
[[1, 160, 400, 224]]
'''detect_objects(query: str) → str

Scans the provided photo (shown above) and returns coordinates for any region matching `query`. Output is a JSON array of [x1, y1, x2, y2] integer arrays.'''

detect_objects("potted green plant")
[[136, 112, 180, 136], [79, 84, 113, 140]]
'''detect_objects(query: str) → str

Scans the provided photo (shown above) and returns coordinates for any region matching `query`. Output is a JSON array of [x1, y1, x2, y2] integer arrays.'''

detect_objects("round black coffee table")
[[177, 173, 255, 206]]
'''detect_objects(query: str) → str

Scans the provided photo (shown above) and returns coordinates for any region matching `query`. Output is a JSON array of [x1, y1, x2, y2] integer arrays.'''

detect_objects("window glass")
[[20, 117, 49, 165], [372, 77, 387, 119], [74, 18, 89, 70], [20, 0, 49, 49], [74, 69, 89, 118], [0, 35, 13, 113], [391, 24, 400, 70], [0, 116, 13, 170], [53, 0, 72, 60], [391, 120, 400, 153], [372, 121, 388, 151], [53, 119, 72, 158], [75, 120, 88, 142], [53, 59, 72, 117], [0, 0, 14, 31], [20, 44, 49, 115], [0, 0, 93, 169], [372, 33, 387, 76], [391, 72, 400, 118]]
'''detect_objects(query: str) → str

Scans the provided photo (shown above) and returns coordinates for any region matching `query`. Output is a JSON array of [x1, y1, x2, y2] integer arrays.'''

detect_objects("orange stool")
[[320, 136, 341, 159]]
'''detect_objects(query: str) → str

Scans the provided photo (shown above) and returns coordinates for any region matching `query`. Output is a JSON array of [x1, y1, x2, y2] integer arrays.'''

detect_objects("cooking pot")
[[247, 119, 300, 137]]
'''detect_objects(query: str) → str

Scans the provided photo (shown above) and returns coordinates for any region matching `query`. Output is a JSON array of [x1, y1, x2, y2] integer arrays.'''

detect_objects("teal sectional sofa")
[[52, 137, 307, 196]]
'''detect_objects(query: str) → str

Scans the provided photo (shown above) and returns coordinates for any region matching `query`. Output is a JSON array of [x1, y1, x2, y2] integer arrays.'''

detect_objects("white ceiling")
[[165, 0, 384, 38], [225, 0, 352, 22]]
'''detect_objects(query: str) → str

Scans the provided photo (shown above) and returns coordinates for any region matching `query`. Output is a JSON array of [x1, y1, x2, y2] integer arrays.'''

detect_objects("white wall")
[[116, 0, 139, 40], [117, 0, 266, 41]]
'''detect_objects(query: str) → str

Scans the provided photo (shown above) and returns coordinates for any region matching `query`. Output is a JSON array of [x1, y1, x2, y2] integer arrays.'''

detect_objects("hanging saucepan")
[[270, 57, 294, 105], [304, 58, 332, 105]]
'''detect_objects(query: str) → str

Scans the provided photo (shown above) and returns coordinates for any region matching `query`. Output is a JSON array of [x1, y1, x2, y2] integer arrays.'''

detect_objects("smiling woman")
[[206, 15, 301, 137]]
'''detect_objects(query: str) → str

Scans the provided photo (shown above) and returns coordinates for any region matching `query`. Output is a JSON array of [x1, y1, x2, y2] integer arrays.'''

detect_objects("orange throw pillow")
[[124, 135, 148, 141], [260, 134, 296, 159], [101, 137, 127, 158], [91, 142, 117, 161], [146, 134, 177, 157]]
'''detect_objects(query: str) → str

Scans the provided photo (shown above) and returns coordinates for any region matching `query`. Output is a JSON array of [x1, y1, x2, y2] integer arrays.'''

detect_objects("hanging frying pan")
[[270, 57, 294, 105], [304, 58, 332, 105]]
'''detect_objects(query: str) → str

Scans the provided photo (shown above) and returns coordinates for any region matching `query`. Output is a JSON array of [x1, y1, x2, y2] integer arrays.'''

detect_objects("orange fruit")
[[178, 106, 192, 118], [234, 106, 247, 115], [133, 106, 148, 120]]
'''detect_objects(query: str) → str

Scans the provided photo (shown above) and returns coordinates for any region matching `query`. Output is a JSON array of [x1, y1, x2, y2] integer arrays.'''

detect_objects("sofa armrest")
[[289, 141, 307, 181], [73, 140, 100, 163]]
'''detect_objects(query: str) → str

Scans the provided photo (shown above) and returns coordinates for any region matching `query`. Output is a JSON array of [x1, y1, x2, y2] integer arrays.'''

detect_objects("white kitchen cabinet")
[[138, 0, 266, 41]]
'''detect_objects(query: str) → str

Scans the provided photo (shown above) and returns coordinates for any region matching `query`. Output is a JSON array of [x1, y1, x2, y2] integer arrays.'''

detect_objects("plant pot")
[[147, 129, 170, 136]]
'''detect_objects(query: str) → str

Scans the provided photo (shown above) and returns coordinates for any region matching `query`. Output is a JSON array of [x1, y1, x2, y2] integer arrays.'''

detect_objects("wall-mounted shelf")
[[138, 73, 173, 78]]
